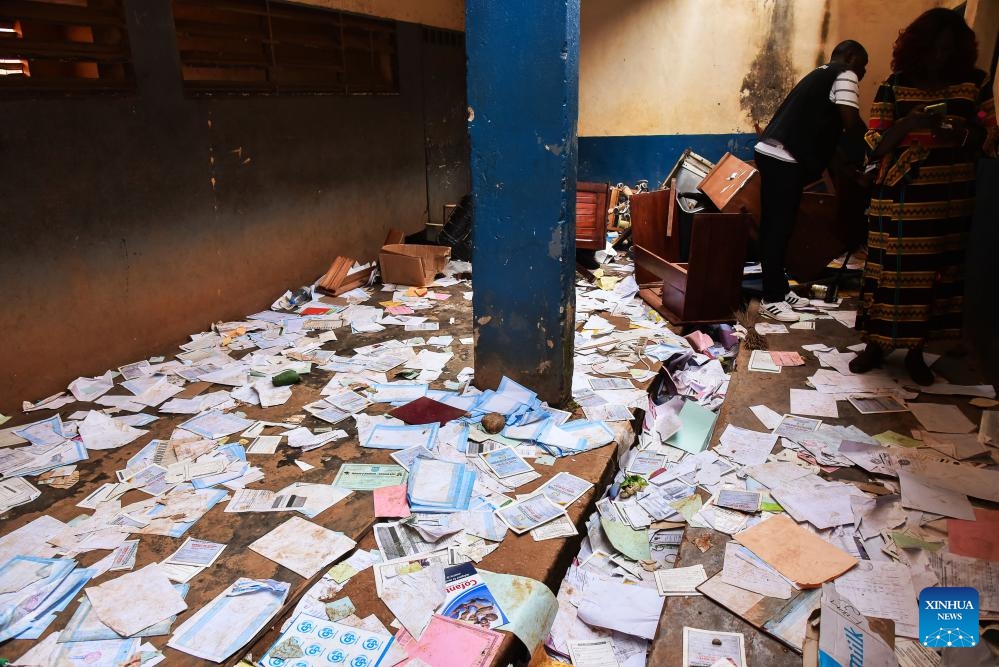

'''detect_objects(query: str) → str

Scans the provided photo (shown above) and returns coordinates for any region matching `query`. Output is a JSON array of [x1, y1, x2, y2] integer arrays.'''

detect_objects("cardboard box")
[[379, 243, 451, 287]]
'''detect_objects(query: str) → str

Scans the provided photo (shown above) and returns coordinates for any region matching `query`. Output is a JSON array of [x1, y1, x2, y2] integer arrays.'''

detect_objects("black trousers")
[[755, 150, 806, 301]]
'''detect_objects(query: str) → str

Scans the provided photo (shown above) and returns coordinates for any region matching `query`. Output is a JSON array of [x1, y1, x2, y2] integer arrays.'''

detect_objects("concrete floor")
[[648, 293, 993, 666]]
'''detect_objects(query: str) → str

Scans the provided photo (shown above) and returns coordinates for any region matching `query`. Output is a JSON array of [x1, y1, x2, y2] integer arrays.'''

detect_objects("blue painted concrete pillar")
[[466, 0, 580, 405]]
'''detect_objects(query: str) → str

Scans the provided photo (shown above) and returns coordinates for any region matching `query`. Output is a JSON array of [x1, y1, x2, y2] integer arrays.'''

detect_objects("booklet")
[[438, 562, 509, 630]]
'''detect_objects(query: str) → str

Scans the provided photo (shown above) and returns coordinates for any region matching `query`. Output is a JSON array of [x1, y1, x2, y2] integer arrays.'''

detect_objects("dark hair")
[[832, 40, 866, 61], [892, 8, 978, 81]]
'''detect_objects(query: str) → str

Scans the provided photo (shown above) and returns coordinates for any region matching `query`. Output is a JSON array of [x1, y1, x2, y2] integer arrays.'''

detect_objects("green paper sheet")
[[600, 517, 652, 561], [667, 400, 718, 454], [478, 570, 559, 653]]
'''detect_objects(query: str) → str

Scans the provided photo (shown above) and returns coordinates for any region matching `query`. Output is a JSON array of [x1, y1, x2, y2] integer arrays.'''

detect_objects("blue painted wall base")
[[578, 133, 758, 186]]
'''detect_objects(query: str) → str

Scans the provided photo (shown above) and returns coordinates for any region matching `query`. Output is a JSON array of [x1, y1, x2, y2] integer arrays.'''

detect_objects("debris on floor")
[[0, 247, 697, 666], [3, 232, 998, 667]]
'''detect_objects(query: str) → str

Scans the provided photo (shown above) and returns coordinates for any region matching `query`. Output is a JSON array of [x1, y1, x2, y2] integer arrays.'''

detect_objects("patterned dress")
[[856, 71, 997, 350]]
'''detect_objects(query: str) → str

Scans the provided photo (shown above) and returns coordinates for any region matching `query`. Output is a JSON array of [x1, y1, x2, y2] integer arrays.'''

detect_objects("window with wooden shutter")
[[172, 0, 398, 96], [0, 0, 133, 95]]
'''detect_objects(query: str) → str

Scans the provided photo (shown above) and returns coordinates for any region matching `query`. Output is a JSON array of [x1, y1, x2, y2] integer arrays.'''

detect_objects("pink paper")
[[395, 615, 502, 667], [684, 330, 714, 352], [386, 306, 414, 315], [374, 484, 411, 518]]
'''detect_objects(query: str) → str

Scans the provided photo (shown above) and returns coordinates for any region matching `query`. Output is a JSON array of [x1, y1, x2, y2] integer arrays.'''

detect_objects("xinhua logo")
[[919, 587, 979, 648]]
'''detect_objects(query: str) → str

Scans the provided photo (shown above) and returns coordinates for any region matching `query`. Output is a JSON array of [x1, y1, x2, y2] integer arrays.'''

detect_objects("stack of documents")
[[407, 458, 476, 513]]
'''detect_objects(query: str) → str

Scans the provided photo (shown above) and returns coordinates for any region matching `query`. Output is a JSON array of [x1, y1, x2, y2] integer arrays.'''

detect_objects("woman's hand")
[[900, 105, 940, 132], [931, 115, 969, 145]]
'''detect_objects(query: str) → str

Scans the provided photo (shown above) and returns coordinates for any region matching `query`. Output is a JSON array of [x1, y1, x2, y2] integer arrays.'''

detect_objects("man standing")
[[755, 40, 868, 322]]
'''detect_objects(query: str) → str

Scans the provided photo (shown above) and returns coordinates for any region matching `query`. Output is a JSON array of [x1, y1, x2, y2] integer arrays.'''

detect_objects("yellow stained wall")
[[296, 0, 464, 30], [580, 0, 963, 137]]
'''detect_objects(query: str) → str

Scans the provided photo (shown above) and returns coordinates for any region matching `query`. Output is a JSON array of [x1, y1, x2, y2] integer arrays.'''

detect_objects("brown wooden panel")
[[576, 181, 608, 250], [682, 213, 749, 322], [785, 190, 843, 281], [633, 244, 671, 282], [636, 214, 749, 325], [698, 153, 762, 224], [630, 187, 677, 283]]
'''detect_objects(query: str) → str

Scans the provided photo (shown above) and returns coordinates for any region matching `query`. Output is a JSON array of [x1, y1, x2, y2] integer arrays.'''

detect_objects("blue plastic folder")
[[406, 458, 476, 513]]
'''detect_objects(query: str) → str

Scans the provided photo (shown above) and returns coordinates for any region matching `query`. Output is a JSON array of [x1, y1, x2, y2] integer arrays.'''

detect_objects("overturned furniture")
[[633, 182, 751, 326]]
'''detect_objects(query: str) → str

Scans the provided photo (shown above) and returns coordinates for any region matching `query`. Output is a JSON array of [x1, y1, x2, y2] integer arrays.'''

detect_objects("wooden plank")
[[178, 51, 270, 68], [629, 187, 675, 283], [633, 243, 672, 283], [0, 77, 133, 93], [0, 38, 127, 62], [0, 1, 124, 28]]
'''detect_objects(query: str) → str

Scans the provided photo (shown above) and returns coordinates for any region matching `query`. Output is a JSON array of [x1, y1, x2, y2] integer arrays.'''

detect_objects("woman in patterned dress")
[[850, 8, 997, 384]]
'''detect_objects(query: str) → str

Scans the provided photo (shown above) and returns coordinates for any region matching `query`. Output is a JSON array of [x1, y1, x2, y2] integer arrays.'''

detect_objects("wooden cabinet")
[[576, 181, 609, 250], [633, 189, 751, 326]]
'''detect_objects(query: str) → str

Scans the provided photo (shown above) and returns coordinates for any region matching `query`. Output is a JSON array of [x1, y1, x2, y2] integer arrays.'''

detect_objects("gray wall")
[[0, 0, 468, 412]]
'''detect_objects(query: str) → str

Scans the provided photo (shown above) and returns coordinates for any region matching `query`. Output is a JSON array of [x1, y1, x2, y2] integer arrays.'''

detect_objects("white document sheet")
[[715, 425, 778, 467], [132, 377, 185, 407], [249, 516, 356, 578], [85, 564, 188, 638], [742, 461, 811, 490], [789, 388, 840, 418], [898, 469, 975, 520], [749, 405, 783, 430], [495, 494, 567, 534], [535, 472, 593, 507], [655, 564, 707, 596], [0, 515, 65, 565], [68, 371, 115, 402], [834, 560, 919, 638], [577, 577, 665, 640], [907, 403, 976, 433], [932, 551, 999, 613], [720, 542, 796, 599], [770, 477, 863, 529], [569, 638, 621, 667], [405, 350, 453, 371], [682, 627, 746, 667], [380, 562, 445, 638], [903, 458, 999, 503], [920, 383, 996, 398]]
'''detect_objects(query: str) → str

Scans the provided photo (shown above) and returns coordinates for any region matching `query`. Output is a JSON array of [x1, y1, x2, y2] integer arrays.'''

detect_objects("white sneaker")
[[783, 291, 808, 308], [760, 299, 800, 322]]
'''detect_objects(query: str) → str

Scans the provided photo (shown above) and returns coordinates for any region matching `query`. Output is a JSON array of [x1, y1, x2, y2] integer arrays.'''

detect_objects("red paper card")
[[948, 508, 999, 561], [388, 396, 467, 426]]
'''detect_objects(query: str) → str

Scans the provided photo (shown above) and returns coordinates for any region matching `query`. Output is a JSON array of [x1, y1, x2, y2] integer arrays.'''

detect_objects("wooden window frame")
[[172, 0, 399, 97], [0, 0, 135, 96]]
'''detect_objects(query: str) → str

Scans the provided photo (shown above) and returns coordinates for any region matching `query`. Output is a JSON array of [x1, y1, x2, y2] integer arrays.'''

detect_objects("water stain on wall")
[[740, 1, 797, 128], [816, 0, 832, 67]]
